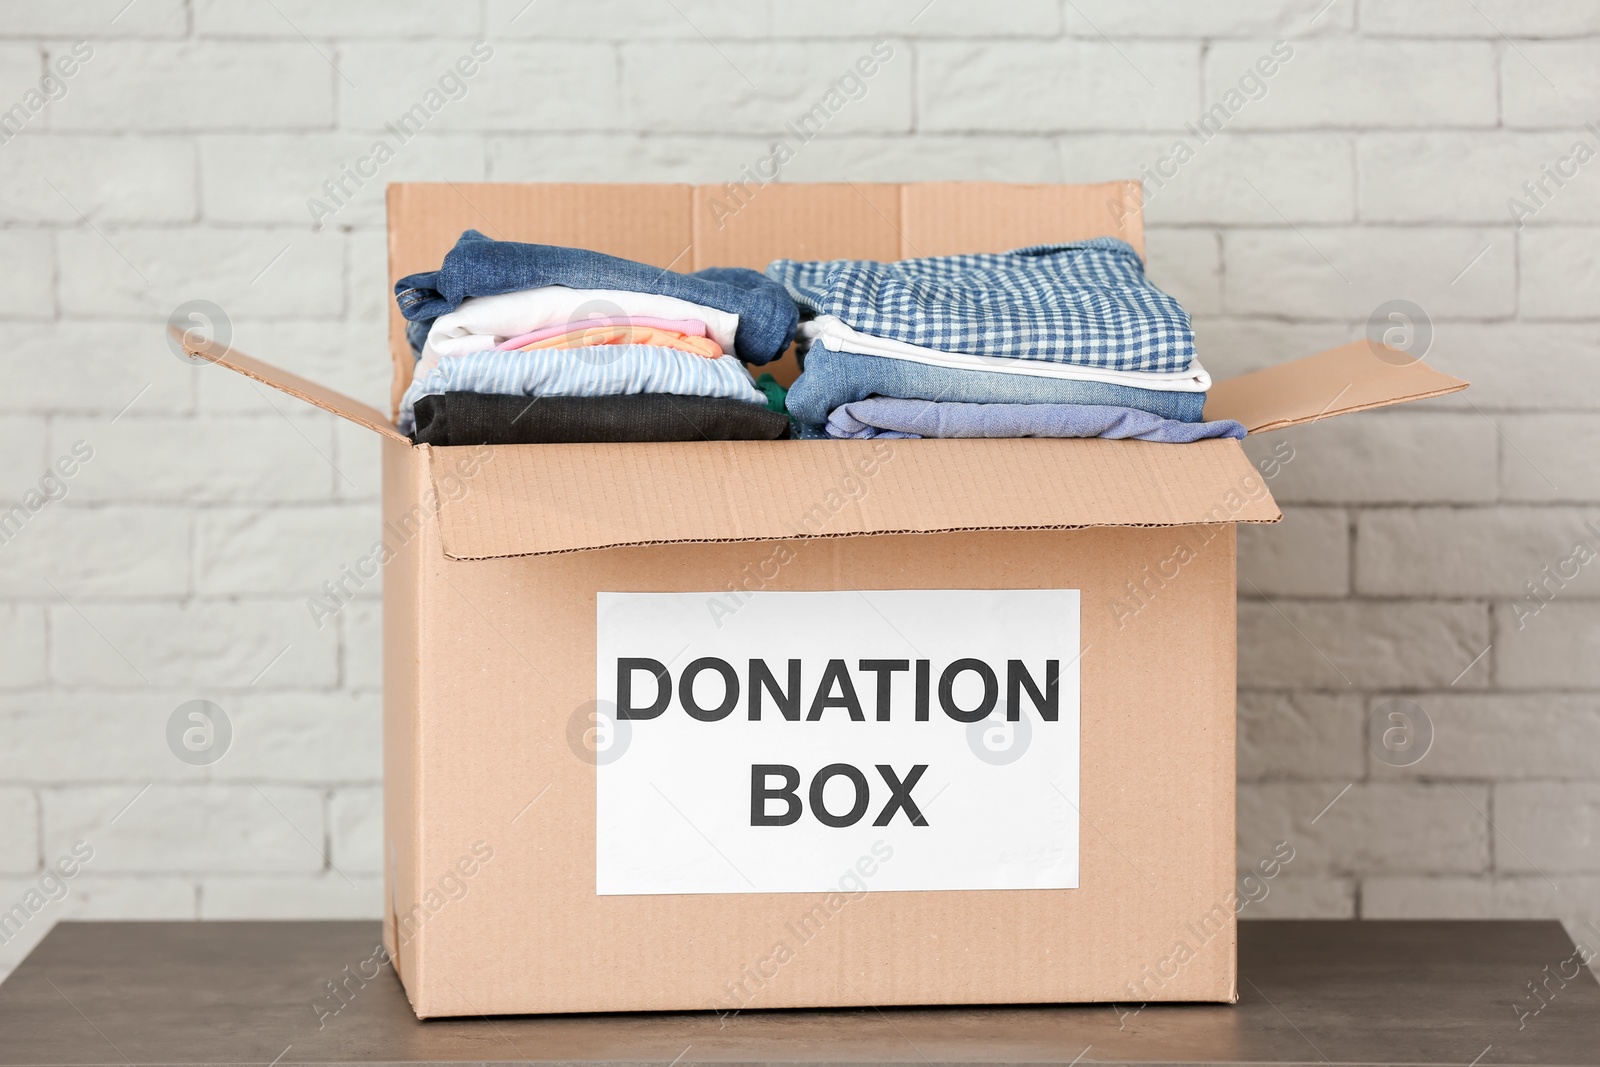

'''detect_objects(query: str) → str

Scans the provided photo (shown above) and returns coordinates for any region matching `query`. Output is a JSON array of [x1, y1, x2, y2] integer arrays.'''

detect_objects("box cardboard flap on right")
[[171, 181, 1468, 1019]]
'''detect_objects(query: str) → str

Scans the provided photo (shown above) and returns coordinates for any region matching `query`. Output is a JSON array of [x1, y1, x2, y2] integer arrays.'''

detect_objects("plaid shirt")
[[766, 238, 1195, 374]]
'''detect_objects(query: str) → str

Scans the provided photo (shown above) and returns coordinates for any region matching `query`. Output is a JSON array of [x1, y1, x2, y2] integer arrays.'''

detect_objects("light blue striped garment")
[[397, 346, 768, 435]]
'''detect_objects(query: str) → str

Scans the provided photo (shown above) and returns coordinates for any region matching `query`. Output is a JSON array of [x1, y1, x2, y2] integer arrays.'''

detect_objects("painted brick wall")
[[3, 0, 1598, 977]]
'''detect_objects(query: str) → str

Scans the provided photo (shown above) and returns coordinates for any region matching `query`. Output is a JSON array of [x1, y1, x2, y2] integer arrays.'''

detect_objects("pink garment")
[[495, 316, 708, 351]]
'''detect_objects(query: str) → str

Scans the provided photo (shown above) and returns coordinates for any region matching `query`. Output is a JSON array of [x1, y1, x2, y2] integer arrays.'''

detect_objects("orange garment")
[[517, 324, 723, 359]]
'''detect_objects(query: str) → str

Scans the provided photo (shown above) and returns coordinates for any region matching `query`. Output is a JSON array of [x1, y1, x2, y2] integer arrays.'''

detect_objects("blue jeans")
[[825, 398, 1244, 441], [395, 230, 798, 364], [787, 348, 1208, 436]]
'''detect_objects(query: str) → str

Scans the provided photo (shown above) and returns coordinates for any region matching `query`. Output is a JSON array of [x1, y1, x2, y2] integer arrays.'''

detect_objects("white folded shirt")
[[802, 315, 1211, 393], [414, 286, 743, 382]]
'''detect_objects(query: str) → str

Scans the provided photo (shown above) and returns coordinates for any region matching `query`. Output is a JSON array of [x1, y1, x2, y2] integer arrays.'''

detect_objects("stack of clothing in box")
[[766, 239, 1245, 442], [394, 230, 797, 445]]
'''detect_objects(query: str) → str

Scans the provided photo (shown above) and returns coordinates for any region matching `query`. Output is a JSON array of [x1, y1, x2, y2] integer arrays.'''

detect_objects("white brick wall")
[[3, 0, 1599, 980]]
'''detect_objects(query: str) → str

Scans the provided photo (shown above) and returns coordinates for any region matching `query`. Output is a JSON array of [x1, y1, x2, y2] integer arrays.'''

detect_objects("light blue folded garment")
[[786, 347, 1207, 437], [397, 346, 766, 435], [825, 398, 1246, 442]]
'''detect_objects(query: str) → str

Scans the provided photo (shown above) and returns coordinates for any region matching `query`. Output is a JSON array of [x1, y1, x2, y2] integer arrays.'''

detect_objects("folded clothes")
[[496, 316, 707, 350], [767, 238, 1194, 373], [825, 398, 1246, 442], [785, 348, 1207, 438], [398, 230, 797, 364], [801, 315, 1209, 391], [512, 323, 723, 360], [411, 391, 790, 446], [398, 345, 768, 435], [414, 287, 742, 380]]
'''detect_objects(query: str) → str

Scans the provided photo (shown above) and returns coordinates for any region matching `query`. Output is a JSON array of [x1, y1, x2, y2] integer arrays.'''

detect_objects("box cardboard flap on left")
[[168, 182, 1467, 1019]]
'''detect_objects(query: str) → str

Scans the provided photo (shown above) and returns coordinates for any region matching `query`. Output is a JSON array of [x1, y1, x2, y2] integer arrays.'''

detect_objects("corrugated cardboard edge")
[[1205, 340, 1469, 433], [169, 326, 408, 443]]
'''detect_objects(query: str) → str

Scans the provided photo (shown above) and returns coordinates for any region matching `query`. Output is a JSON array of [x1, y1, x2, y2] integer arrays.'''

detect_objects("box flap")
[[427, 437, 1281, 560], [1203, 341, 1469, 434], [169, 326, 408, 442]]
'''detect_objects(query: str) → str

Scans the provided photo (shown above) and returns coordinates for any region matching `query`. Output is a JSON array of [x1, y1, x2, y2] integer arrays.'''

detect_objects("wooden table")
[[1, 920, 1595, 1065]]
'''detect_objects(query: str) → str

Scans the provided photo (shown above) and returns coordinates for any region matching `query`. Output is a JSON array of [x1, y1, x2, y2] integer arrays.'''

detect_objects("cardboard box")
[[178, 182, 1467, 1018]]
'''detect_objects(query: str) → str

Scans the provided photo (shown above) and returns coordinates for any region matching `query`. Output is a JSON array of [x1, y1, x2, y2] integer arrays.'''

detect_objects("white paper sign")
[[594, 589, 1080, 896]]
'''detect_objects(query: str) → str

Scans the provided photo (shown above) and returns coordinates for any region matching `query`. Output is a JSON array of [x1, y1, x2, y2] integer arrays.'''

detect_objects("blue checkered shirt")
[[766, 238, 1195, 374]]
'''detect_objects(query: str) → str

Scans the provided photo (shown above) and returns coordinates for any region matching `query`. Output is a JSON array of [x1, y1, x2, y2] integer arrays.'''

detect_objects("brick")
[[1359, 131, 1600, 225], [1363, 1, 1600, 37], [1238, 600, 1489, 690], [0, 230, 53, 318], [0, 1, 189, 36], [490, 133, 774, 183], [624, 41, 911, 136], [919, 41, 1200, 133], [1366, 693, 1600, 780], [0, 789, 38, 874], [1237, 691, 1364, 781], [57, 227, 344, 319], [51, 42, 333, 131], [344, 228, 392, 326], [48, 599, 339, 689], [343, 598, 381, 690], [1238, 877, 1355, 918], [200, 874, 381, 919], [1223, 227, 1514, 319], [1238, 783, 1489, 874], [0, 606, 46, 691], [42, 785, 326, 874], [197, 320, 389, 416], [1496, 784, 1600, 874], [0, 136, 195, 224], [1254, 412, 1497, 505], [488, 0, 773, 38], [777, 0, 1061, 36], [1503, 42, 1600, 129], [330, 787, 381, 875], [1356, 507, 1600, 597], [1238, 506, 1349, 596], [1498, 414, 1600, 502], [1496, 602, 1600, 689], [1142, 228, 1220, 316], [1127, 132, 1355, 226], [331, 420, 384, 503], [200, 133, 485, 227], [193, 0, 481, 37], [1206, 40, 1497, 129], [0, 689, 379, 784], [0, 506, 189, 598], [0, 44, 45, 126], [196, 505, 378, 597], [0, 416, 47, 499], [1080, 0, 1350, 35], [1189, 318, 1354, 380], [3, 321, 194, 415], [1415, 322, 1600, 411], [1522, 228, 1600, 320], [49, 415, 335, 505], [0, 874, 195, 982], [778, 134, 1063, 184], [339, 42, 617, 133], [1363, 876, 1600, 926]]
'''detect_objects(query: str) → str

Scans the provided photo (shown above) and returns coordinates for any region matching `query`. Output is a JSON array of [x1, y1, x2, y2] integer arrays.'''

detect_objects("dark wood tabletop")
[[0, 919, 1595, 1065]]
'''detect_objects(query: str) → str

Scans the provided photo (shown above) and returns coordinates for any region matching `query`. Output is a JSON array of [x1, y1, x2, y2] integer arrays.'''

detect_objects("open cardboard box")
[[177, 182, 1466, 1018]]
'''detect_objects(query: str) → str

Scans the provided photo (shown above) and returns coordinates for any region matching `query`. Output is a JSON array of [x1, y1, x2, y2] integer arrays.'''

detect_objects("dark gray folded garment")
[[410, 391, 791, 445]]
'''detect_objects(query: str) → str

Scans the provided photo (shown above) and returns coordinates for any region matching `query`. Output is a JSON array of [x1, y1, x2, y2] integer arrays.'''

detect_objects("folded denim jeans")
[[397, 345, 768, 435], [824, 398, 1246, 442], [785, 348, 1208, 437], [411, 392, 790, 446], [396, 230, 797, 363]]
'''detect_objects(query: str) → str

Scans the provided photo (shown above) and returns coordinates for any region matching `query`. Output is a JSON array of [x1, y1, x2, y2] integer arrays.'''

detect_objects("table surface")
[[0, 920, 1596, 1066]]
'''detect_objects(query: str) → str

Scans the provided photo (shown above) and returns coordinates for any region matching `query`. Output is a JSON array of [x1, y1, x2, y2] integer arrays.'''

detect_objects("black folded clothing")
[[410, 391, 791, 446]]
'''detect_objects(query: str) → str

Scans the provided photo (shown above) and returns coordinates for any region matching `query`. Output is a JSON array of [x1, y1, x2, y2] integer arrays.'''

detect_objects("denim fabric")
[[825, 398, 1245, 442], [786, 348, 1208, 436], [397, 346, 767, 435], [767, 238, 1195, 373], [395, 230, 797, 364]]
